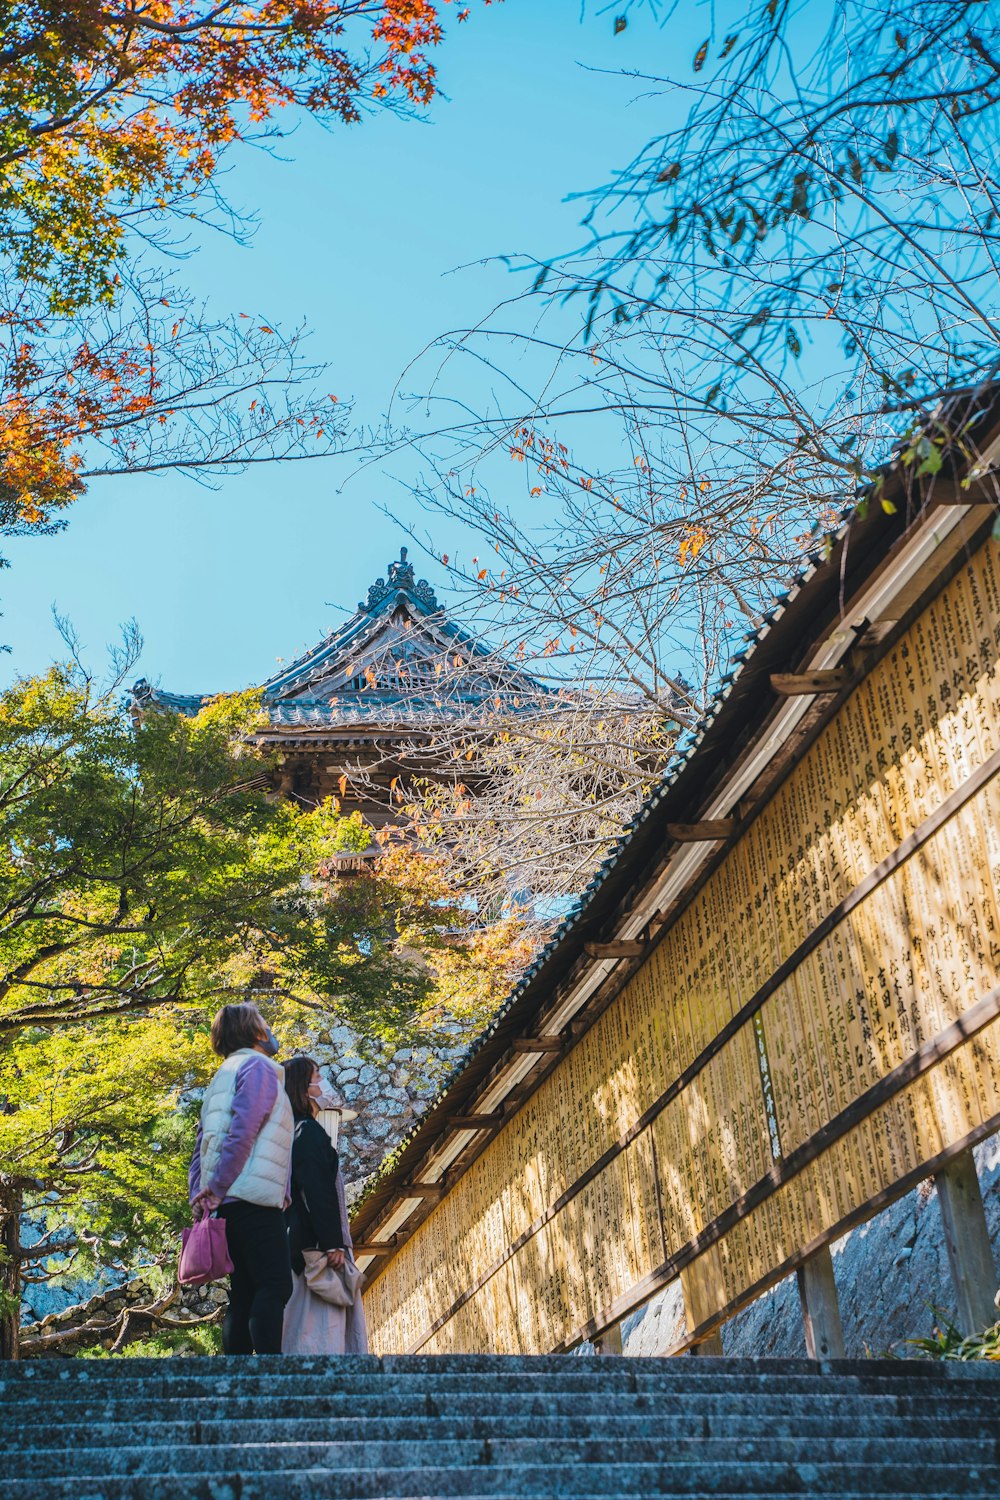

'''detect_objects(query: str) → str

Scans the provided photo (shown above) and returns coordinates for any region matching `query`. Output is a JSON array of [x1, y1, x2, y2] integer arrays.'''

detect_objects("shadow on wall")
[[618, 1136, 1000, 1358]]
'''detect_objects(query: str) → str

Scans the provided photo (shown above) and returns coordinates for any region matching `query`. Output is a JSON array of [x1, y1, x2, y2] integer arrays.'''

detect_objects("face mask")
[[261, 1025, 280, 1057]]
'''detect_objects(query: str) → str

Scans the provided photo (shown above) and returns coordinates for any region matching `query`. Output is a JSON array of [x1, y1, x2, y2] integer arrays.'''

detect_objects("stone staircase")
[[2, 1354, 1000, 1497]]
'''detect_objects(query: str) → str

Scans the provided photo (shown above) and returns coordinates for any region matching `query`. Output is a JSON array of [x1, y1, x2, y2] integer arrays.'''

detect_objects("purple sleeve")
[[206, 1056, 279, 1199], [188, 1121, 203, 1202]]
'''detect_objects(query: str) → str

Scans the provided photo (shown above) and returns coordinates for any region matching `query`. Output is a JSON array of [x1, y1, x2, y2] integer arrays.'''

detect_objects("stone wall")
[[22, 1276, 225, 1357], [297, 1017, 474, 1186]]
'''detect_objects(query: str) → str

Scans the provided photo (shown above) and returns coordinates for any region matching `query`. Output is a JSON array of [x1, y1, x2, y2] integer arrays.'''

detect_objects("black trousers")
[[218, 1200, 292, 1355]]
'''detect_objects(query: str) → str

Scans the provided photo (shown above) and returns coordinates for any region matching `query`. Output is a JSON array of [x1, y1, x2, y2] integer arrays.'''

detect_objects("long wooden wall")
[[364, 535, 1000, 1354]]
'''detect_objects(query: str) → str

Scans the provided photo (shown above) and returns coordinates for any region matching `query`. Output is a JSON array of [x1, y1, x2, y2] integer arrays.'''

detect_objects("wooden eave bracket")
[[584, 939, 647, 960], [918, 472, 1000, 506], [770, 669, 851, 697], [445, 1113, 503, 1130], [666, 820, 736, 843], [405, 1183, 444, 1201], [511, 1037, 563, 1053]]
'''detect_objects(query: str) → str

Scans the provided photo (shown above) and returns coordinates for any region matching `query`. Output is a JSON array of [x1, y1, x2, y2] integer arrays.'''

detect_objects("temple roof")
[[132, 548, 549, 735]]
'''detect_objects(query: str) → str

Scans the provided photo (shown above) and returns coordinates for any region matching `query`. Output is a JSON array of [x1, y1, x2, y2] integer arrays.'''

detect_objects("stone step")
[[2, 1492, 949, 1500], [6, 1354, 999, 1381], [1, 1462, 997, 1499], [7, 1369, 1000, 1404], [5, 1357, 995, 1499], [6, 1387, 998, 1431], [1, 1354, 893, 1377], [12, 1410, 994, 1450], [2, 1433, 995, 1481], [7, 1356, 1000, 1387]]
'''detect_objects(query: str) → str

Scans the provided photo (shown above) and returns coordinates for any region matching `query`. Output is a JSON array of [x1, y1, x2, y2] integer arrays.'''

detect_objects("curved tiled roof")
[[132, 547, 549, 723]]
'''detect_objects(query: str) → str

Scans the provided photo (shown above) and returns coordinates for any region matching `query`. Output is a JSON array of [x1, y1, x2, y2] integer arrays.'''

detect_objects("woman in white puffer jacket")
[[189, 1002, 294, 1354]]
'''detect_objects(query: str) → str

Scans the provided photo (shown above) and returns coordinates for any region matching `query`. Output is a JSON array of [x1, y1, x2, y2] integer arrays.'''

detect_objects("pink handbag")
[[178, 1214, 233, 1285]]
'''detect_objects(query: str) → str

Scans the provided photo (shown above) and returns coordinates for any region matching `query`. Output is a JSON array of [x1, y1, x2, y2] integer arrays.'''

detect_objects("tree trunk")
[[0, 1177, 23, 1360]]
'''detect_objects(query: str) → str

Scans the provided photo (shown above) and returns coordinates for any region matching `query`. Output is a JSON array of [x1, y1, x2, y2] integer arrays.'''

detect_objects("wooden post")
[[681, 1248, 726, 1355], [935, 1148, 999, 1336], [594, 1322, 623, 1356], [797, 1244, 846, 1359]]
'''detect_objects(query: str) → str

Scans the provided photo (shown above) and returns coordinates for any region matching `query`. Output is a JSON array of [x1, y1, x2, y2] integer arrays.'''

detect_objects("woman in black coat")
[[281, 1054, 354, 1353]]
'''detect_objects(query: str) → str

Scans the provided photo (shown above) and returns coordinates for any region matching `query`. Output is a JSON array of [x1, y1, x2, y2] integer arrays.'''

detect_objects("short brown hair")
[[284, 1054, 319, 1118], [210, 1002, 265, 1058]]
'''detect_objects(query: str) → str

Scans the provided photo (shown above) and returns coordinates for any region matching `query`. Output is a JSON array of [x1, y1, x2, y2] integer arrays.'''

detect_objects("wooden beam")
[[511, 1037, 563, 1053], [916, 474, 1000, 506], [584, 940, 646, 960], [770, 670, 850, 697], [666, 820, 736, 843], [446, 1114, 502, 1130], [405, 1183, 444, 1201], [353, 1242, 395, 1255]]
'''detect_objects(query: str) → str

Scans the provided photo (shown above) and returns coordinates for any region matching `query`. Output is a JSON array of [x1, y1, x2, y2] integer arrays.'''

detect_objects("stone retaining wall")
[[22, 1276, 225, 1357], [297, 1018, 474, 1184]]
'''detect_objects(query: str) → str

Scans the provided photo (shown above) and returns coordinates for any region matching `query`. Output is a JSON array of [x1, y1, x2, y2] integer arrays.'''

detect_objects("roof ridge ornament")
[[361, 546, 439, 614]]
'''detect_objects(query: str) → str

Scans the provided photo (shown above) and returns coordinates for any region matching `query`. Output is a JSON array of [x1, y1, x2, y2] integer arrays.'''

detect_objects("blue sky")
[[2, 2, 709, 693]]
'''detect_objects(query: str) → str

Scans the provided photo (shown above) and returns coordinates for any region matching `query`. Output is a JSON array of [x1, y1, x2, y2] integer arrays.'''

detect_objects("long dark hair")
[[283, 1054, 318, 1118]]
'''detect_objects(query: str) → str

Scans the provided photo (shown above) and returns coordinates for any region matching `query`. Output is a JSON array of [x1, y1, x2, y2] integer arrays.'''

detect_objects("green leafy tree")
[[0, 643, 439, 1357], [1, 1014, 213, 1359], [0, 647, 433, 1035]]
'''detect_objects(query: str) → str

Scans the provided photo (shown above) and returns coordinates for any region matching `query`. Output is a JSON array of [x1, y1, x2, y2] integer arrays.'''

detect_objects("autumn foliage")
[[0, 322, 169, 527], [0, 2, 462, 310], [0, 287, 342, 531], [0, 0, 489, 532]]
